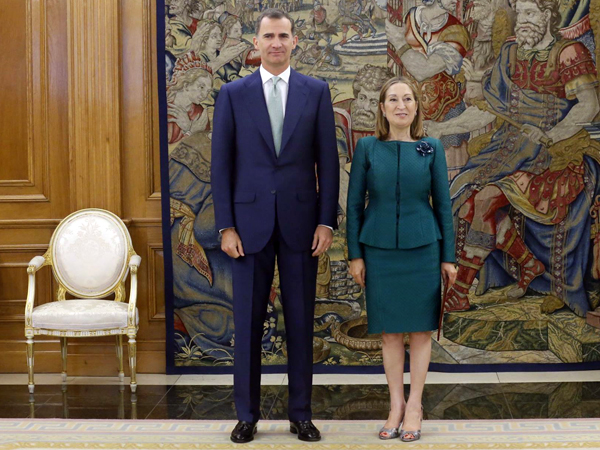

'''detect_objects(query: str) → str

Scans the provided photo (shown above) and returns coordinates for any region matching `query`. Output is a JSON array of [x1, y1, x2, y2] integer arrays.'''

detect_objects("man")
[[386, 0, 470, 122], [166, 0, 194, 57], [461, 0, 514, 105], [211, 8, 339, 444], [386, 0, 471, 177], [334, 64, 393, 160], [336, 0, 367, 44], [427, 0, 600, 316], [333, 64, 393, 223], [308, 1, 336, 45]]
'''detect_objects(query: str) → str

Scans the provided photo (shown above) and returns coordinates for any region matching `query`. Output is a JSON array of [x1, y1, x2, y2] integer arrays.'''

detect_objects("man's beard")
[[515, 22, 546, 48], [351, 102, 376, 130]]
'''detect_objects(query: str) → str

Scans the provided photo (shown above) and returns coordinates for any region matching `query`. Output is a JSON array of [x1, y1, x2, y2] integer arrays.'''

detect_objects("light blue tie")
[[267, 76, 284, 157]]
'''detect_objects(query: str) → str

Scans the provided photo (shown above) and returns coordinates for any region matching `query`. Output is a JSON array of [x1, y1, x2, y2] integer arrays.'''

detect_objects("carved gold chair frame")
[[24, 208, 141, 393]]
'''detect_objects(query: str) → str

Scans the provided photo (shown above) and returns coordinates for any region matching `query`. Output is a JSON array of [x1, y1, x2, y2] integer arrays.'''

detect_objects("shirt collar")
[[260, 65, 291, 85]]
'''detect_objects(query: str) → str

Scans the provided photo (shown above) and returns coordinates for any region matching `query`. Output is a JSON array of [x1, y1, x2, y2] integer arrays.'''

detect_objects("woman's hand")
[[441, 262, 457, 292], [349, 258, 366, 288]]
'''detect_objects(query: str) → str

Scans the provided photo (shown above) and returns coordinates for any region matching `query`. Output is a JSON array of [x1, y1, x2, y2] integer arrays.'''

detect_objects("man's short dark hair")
[[255, 8, 295, 35]]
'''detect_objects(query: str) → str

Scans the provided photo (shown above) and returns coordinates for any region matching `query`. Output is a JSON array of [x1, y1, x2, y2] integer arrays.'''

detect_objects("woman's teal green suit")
[[346, 136, 456, 333]]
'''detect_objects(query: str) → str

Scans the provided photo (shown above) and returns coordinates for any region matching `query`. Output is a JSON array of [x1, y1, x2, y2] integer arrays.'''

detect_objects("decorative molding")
[[0, 299, 27, 323], [0, 218, 161, 229], [0, 244, 48, 253], [25, 0, 35, 188], [128, 218, 162, 227], [0, 244, 51, 323], [0, 219, 61, 229], [147, 243, 165, 322], [67, 0, 122, 214], [144, 0, 161, 201], [0, 194, 50, 203], [0, 0, 50, 202]]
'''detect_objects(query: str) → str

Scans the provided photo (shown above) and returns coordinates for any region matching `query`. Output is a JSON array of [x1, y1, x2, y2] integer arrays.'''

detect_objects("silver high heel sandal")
[[400, 406, 423, 442], [379, 410, 404, 440], [379, 426, 400, 440]]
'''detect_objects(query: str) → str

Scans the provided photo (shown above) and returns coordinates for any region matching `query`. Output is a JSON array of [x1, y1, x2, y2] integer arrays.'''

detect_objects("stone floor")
[[2, 371, 599, 420]]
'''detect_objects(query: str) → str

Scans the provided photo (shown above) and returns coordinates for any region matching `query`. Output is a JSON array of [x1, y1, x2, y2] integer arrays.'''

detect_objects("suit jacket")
[[211, 68, 339, 254], [346, 136, 456, 263]]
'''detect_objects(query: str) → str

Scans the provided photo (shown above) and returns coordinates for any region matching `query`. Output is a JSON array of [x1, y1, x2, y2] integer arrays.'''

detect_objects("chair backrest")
[[49, 209, 133, 298]]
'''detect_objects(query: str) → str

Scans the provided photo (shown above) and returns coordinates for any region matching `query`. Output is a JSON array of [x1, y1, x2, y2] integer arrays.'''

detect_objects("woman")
[[386, 0, 472, 178], [346, 77, 457, 442]]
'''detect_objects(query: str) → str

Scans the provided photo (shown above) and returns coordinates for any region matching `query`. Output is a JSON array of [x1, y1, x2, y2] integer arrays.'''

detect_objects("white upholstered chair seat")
[[31, 300, 139, 330]]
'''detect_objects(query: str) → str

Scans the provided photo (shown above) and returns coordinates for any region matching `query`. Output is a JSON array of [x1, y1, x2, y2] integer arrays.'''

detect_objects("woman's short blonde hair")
[[375, 77, 425, 141]]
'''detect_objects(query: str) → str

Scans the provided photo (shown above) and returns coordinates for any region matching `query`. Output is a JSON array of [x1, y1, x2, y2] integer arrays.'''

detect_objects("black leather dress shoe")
[[290, 420, 321, 441], [230, 421, 257, 443]]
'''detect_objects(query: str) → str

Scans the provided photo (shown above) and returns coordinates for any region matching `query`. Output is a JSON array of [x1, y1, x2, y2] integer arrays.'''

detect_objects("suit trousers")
[[231, 220, 318, 423]]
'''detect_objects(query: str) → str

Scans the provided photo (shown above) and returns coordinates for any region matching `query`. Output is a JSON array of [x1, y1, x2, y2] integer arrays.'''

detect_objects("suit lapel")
[[242, 70, 276, 158], [280, 69, 308, 154]]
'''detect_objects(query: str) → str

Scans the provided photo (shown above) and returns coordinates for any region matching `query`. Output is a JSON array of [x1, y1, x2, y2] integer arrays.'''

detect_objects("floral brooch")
[[416, 141, 434, 156]]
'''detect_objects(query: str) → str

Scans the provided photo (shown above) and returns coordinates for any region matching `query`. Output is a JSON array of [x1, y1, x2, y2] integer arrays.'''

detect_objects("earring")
[[383, 113, 386, 118]]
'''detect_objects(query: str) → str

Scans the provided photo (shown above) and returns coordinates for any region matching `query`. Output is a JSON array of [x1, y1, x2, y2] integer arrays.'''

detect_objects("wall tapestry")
[[159, 0, 600, 373]]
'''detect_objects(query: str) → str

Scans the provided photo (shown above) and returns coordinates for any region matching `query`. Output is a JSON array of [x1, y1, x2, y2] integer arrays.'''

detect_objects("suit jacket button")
[[271, 190, 276, 194]]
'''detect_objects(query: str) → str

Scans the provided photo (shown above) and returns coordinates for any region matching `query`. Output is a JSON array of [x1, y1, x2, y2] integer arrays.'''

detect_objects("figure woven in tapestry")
[[163, 0, 600, 370]]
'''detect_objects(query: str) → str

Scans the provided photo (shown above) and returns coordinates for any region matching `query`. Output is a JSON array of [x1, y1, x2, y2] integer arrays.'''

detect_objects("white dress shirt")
[[259, 65, 290, 116]]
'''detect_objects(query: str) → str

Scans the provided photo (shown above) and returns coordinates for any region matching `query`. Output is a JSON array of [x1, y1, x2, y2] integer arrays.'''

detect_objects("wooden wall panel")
[[0, 0, 50, 203], [147, 244, 166, 322], [0, 0, 166, 375], [0, 0, 29, 183], [0, 245, 52, 323]]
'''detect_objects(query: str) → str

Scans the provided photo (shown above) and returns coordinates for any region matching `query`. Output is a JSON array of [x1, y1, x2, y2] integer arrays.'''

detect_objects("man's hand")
[[221, 228, 245, 259], [311, 225, 333, 257], [209, 42, 250, 72], [522, 124, 550, 145], [348, 258, 366, 288]]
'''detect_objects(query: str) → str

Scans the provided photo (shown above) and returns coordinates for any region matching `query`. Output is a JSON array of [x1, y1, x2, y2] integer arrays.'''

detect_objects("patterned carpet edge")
[[2, 419, 600, 450]]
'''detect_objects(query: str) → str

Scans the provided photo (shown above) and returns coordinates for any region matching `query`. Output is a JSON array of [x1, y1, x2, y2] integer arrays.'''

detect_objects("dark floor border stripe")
[[166, 360, 600, 375]]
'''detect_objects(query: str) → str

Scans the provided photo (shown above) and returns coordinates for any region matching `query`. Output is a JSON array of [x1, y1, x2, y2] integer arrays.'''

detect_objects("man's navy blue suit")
[[211, 68, 339, 423]]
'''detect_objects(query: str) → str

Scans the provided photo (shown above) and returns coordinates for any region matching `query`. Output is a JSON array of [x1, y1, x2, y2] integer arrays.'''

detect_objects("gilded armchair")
[[24, 209, 141, 393]]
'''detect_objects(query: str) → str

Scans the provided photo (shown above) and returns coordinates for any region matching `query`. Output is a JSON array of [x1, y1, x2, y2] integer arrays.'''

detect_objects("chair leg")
[[60, 337, 68, 382], [26, 338, 35, 394], [131, 392, 138, 420], [118, 384, 125, 420], [116, 335, 124, 382], [128, 336, 137, 393], [62, 384, 69, 419], [29, 394, 35, 418]]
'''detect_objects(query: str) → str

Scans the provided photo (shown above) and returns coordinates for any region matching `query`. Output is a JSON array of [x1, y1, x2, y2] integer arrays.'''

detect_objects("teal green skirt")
[[364, 241, 442, 334]]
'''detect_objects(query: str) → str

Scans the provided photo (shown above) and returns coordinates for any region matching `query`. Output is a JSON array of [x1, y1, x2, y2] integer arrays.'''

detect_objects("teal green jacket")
[[346, 136, 456, 262]]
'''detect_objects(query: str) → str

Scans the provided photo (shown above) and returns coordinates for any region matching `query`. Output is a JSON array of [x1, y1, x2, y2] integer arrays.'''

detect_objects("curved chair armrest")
[[28, 256, 47, 274], [129, 255, 142, 271], [127, 255, 141, 329], [25, 256, 46, 332]]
